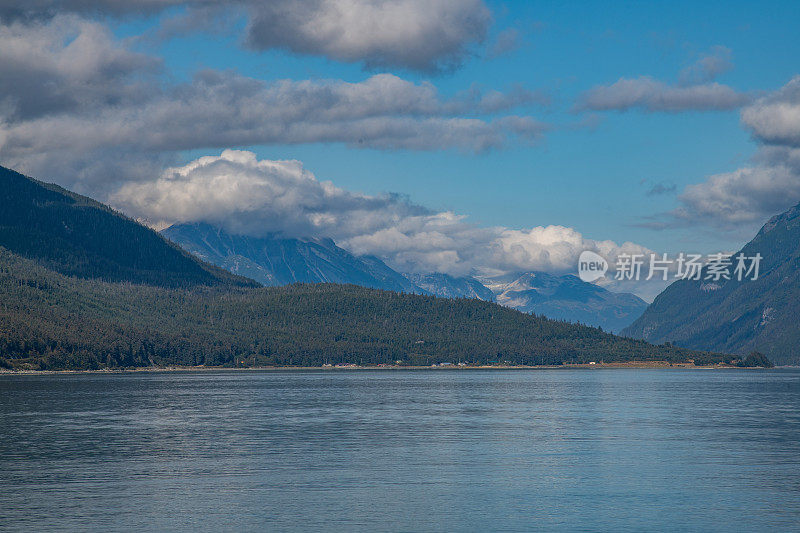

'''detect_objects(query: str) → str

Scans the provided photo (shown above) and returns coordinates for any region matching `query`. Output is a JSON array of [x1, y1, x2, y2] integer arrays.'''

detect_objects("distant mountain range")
[[163, 223, 647, 331], [0, 165, 725, 370], [162, 223, 500, 303], [623, 202, 800, 365], [486, 272, 648, 333]]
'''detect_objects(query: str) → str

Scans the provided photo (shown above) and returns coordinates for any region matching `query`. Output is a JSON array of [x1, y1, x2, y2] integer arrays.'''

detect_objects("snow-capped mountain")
[[162, 223, 424, 293], [487, 271, 648, 333]]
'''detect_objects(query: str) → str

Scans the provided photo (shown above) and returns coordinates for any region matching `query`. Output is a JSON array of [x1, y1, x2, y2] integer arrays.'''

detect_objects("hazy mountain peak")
[[162, 222, 424, 293], [490, 270, 647, 333]]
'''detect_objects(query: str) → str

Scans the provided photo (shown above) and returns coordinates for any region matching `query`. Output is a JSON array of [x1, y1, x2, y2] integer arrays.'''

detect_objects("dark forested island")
[[0, 165, 745, 370]]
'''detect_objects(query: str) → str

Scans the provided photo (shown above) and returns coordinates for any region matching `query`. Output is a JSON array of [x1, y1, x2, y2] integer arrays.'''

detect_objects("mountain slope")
[[0, 166, 254, 288], [162, 223, 423, 293], [622, 202, 800, 365], [0, 246, 729, 370], [490, 272, 648, 333], [405, 272, 495, 301]]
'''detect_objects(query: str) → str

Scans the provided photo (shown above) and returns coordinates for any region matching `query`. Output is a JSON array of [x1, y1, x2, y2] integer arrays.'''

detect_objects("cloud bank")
[[742, 76, 800, 147], [0, 0, 492, 72], [0, 14, 545, 194], [112, 149, 652, 280]]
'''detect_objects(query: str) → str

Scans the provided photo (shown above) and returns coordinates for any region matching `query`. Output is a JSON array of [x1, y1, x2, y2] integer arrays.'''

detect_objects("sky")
[[2, 0, 800, 299]]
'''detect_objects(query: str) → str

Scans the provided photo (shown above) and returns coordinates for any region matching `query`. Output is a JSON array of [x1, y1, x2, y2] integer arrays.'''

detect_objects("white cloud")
[[112, 150, 653, 284], [0, 15, 159, 121], [675, 165, 800, 225], [111, 149, 431, 240], [0, 11, 545, 211], [576, 47, 748, 113]]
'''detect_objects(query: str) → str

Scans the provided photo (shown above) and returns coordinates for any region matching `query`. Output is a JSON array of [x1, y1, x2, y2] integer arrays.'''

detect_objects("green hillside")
[[0, 166, 256, 288]]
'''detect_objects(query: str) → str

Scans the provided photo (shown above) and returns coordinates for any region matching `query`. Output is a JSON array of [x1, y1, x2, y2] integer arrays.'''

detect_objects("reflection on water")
[[1, 369, 799, 531]]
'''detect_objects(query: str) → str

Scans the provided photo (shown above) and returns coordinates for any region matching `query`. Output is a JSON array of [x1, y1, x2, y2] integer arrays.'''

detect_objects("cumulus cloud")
[[1, 69, 546, 193], [0, 0, 492, 72], [112, 149, 652, 281], [578, 76, 747, 112], [245, 0, 491, 72], [111, 149, 431, 239], [741, 75, 800, 147], [673, 166, 800, 225]]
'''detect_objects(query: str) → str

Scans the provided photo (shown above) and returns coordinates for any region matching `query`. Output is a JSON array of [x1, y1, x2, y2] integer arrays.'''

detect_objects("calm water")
[[1, 369, 799, 532]]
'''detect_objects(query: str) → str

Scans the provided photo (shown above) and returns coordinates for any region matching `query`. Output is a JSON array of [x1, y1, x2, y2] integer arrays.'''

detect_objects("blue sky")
[[2, 0, 800, 292]]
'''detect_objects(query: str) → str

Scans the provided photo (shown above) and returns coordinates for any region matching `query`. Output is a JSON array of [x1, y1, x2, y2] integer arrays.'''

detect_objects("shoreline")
[[1, 361, 775, 375]]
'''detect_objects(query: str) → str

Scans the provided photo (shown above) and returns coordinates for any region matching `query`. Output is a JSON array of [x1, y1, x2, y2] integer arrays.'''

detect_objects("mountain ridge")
[[622, 201, 800, 365], [163, 222, 649, 329], [0, 166, 256, 288], [405, 272, 495, 301]]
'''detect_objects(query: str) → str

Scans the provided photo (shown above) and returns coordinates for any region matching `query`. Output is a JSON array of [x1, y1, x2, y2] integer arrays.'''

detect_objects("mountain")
[[489, 272, 648, 333], [162, 223, 423, 293], [404, 272, 495, 301], [622, 202, 800, 365], [0, 166, 254, 288]]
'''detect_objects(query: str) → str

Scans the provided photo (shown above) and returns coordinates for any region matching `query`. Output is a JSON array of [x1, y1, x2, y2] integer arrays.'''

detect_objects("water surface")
[[1, 369, 799, 531]]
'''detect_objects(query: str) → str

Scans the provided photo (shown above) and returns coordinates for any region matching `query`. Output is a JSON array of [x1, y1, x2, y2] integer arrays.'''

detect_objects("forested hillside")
[[0, 248, 728, 370], [0, 166, 255, 288]]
